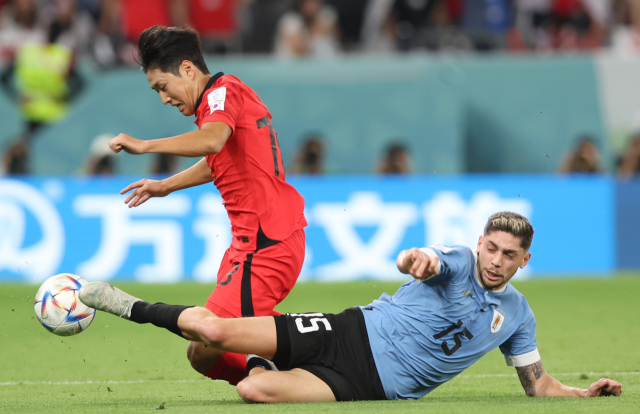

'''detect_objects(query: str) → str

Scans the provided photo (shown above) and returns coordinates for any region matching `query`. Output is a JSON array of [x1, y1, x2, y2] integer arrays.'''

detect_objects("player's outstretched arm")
[[515, 360, 622, 397], [121, 158, 213, 207], [109, 122, 232, 157], [396, 247, 440, 280]]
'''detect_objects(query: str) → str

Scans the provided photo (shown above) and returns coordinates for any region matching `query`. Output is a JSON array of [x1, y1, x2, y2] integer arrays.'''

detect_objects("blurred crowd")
[[3, 0, 640, 176], [558, 133, 640, 176], [2, 0, 640, 66]]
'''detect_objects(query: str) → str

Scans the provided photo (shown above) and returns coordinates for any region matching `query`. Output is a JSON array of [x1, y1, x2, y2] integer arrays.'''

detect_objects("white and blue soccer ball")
[[34, 274, 96, 336]]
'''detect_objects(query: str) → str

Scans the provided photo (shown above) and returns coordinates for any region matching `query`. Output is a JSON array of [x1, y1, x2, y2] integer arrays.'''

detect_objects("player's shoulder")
[[503, 282, 535, 315], [196, 73, 246, 118], [421, 245, 475, 284], [201, 73, 244, 98], [428, 244, 473, 254], [215, 73, 245, 89]]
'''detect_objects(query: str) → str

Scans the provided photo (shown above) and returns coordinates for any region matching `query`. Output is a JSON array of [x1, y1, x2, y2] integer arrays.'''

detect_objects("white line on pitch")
[[458, 371, 640, 379], [0, 379, 205, 387], [1, 372, 638, 387]]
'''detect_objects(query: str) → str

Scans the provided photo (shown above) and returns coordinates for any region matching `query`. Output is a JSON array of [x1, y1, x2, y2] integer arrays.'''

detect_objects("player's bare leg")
[[80, 282, 278, 358], [177, 307, 278, 359], [80, 282, 336, 403], [237, 368, 336, 403]]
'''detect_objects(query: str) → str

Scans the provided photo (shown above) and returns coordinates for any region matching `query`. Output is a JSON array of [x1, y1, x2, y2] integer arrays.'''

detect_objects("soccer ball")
[[34, 274, 96, 336]]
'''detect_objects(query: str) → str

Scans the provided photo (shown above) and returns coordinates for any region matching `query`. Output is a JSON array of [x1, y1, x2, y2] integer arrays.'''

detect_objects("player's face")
[[146, 65, 198, 116], [476, 231, 531, 291]]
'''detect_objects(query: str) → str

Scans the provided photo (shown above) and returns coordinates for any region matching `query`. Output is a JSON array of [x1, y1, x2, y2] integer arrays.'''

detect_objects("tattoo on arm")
[[516, 360, 545, 397]]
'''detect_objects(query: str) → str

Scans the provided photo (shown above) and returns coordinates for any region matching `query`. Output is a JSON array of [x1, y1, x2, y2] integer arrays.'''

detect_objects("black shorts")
[[271, 307, 387, 401]]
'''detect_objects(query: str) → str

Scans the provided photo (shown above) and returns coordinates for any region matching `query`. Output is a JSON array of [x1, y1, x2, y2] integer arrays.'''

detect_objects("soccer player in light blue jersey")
[[80, 211, 622, 403]]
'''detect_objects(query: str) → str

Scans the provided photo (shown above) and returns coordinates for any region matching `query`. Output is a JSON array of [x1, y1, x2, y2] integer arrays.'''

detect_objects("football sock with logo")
[[130, 301, 193, 339], [245, 355, 276, 376]]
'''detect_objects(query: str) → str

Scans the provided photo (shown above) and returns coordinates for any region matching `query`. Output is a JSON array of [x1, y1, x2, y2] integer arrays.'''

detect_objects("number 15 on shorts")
[[290, 313, 332, 333]]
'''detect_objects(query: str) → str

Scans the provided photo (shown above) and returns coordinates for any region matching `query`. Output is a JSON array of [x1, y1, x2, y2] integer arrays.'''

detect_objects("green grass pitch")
[[2, 275, 640, 413]]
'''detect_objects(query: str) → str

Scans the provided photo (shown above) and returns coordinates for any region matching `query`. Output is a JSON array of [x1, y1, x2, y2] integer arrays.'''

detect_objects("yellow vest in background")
[[14, 43, 72, 123]]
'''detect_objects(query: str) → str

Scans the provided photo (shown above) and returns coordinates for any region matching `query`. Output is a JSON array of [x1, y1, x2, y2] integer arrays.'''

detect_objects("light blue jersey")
[[361, 245, 540, 400]]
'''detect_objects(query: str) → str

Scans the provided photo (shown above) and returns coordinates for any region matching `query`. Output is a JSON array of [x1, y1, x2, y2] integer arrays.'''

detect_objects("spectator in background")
[[414, 0, 473, 52], [458, 0, 514, 51], [1, 138, 28, 174], [392, 0, 431, 52], [547, 0, 604, 50], [290, 133, 325, 174], [94, 0, 186, 67], [51, 0, 96, 59], [178, 0, 242, 54], [360, 0, 399, 54], [558, 136, 603, 174], [84, 134, 115, 175], [1, 18, 83, 139], [617, 133, 640, 176], [512, 0, 553, 50], [611, 0, 640, 55], [377, 141, 412, 174], [274, 0, 340, 58], [0, 0, 46, 65], [151, 153, 178, 175], [330, 0, 368, 51]]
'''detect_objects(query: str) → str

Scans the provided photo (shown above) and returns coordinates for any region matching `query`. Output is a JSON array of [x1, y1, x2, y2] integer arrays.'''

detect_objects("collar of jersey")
[[474, 252, 507, 294], [194, 72, 225, 115]]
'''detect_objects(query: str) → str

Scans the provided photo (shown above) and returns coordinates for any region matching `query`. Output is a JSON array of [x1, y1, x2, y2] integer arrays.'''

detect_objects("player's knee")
[[186, 341, 197, 362], [186, 342, 223, 375], [199, 318, 228, 347], [237, 376, 276, 404], [186, 342, 205, 371]]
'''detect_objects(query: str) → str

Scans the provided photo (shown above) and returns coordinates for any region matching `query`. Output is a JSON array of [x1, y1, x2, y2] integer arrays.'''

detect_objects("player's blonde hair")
[[483, 212, 534, 251]]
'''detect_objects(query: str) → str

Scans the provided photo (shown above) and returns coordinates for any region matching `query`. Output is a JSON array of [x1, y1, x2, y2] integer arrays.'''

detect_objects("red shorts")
[[205, 228, 305, 318]]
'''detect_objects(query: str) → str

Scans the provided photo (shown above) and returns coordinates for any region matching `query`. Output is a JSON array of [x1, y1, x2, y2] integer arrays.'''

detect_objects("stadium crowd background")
[[1, 0, 640, 176], [0, 0, 635, 281]]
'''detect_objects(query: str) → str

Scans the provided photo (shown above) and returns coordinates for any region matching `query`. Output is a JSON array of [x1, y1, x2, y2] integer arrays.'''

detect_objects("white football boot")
[[79, 282, 140, 320]]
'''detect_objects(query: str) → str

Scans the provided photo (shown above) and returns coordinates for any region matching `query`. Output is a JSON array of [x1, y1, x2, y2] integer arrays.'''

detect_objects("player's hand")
[[109, 133, 148, 155], [397, 248, 440, 280], [585, 378, 622, 397], [120, 179, 169, 208]]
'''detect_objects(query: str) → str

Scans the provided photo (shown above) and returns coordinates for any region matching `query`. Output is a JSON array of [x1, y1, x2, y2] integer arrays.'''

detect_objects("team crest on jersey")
[[490, 308, 505, 334], [208, 87, 227, 114]]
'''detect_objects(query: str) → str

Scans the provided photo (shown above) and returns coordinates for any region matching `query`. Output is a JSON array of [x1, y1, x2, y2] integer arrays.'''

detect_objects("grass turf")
[[1, 276, 639, 413]]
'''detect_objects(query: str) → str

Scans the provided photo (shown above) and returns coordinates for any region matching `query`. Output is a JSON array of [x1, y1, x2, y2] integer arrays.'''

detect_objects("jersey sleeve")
[[198, 80, 244, 132], [419, 245, 475, 284], [499, 300, 540, 367]]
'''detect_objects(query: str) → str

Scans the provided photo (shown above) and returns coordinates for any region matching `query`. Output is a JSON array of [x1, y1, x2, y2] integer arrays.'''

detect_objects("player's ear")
[[181, 60, 196, 79], [519, 252, 531, 269], [476, 235, 483, 253]]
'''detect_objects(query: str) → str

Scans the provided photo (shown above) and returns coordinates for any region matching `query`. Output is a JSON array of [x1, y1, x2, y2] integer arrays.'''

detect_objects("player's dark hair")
[[137, 25, 210, 76], [484, 212, 534, 251]]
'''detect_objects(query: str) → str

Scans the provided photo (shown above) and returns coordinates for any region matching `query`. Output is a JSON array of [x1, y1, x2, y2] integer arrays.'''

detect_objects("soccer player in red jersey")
[[106, 26, 307, 385]]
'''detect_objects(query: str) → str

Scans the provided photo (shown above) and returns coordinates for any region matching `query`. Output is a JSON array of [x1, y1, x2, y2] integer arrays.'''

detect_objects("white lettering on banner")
[[73, 195, 190, 282], [423, 191, 533, 279], [0, 180, 64, 282], [192, 194, 231, 282], [311, 192, 419, 280]]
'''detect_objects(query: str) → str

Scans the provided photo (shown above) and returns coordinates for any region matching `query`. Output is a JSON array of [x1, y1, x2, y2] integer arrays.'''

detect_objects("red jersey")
[[194, 72, 307, 251]]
